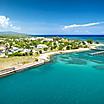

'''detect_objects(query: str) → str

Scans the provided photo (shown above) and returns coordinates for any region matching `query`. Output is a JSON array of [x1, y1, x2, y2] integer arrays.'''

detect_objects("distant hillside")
[[0, 31, 28, 35], [0, 31, 30, 38]]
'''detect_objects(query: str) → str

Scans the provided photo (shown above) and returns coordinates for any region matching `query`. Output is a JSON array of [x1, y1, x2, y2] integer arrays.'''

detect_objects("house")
[[37, 44, 48, 49], [12, 47, 19, 50], [23, 49, 31, 53]]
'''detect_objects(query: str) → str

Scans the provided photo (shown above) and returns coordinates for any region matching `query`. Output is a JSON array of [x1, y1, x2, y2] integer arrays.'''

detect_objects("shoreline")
[[0, 48, 90, 78], [0, 44, 103, 78]]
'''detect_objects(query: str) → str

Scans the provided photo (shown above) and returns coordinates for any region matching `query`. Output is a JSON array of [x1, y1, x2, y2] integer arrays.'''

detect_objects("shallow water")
[[0, 50, 104, 104]]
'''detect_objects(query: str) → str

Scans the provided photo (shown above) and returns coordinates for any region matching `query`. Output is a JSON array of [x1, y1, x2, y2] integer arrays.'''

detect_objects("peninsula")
[[0, 35, 102, 77]]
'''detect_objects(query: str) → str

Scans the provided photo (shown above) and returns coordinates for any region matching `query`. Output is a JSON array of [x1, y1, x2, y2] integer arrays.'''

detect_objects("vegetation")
[[0, 35, 93, 57], [0, 35, 97, 70], [87, 39, 93, 44]]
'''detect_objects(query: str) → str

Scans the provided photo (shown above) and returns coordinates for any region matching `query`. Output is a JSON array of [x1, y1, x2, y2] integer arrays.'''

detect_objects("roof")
[[37, 44, 48, 49]]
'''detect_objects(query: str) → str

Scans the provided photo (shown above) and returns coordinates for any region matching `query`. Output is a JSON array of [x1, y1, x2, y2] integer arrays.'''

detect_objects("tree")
[[39, 50, 42, 54], [66, 46, 71, 50], [35, 58, 38, 62], [29, 50, 33, 56], [58, 45, 64, 50], [43, 47, 48, 51], [87, 39, 93, 44]]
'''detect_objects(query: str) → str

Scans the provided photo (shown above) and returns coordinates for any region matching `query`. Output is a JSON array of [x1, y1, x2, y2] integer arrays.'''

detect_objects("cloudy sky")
[[0, 0, 104, 35]]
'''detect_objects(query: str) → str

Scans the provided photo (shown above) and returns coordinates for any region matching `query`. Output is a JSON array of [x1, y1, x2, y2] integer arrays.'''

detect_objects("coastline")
[[0, 44, 103, 78], [0, 48, 90, 78]]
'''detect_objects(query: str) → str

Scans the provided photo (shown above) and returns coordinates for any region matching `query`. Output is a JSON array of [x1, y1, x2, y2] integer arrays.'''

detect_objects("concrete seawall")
[[0, 68, 16, 78], [0, 60, 46, 78]]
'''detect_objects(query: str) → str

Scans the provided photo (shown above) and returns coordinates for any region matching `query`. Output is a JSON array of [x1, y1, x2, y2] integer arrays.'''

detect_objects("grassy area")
[[0, 56, 37, 70]]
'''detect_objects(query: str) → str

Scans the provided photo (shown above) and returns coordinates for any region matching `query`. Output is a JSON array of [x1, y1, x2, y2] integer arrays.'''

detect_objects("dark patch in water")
[[66, 58, 87, 65], [60, 57, 87, 65], [93, 65, 104, 70]]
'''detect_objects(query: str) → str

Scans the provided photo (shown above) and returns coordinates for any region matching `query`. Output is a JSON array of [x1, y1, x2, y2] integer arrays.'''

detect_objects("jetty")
[[89, 51, 104, 56], [89, 45, 104, 56], [91, 45, 104, 51]]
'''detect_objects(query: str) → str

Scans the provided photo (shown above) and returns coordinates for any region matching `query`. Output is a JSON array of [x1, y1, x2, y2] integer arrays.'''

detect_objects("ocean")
[[0, 35, 104, 104], [30, 35, 104, 43]]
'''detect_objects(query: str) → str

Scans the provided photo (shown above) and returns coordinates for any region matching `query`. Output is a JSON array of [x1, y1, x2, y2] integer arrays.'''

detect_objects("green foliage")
[[8, 52, 23, 56], [39, 50, 42, 54], [87, 39, 93, 44], [34, 58, 38, 62], [66, 46, 71, 50], [29, 50, 33, 56], [43, 47, 48, 51], [58, 44, 64, 50]]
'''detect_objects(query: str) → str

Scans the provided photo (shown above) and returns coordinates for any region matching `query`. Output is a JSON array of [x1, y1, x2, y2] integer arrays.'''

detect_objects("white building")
[[37, 44, 48, 49], [23, 49, 31, 53], [44, 38, 53, 41]]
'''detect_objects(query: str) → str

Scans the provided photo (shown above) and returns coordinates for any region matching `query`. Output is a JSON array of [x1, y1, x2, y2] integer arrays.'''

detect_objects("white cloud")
[[63, 22, 104, 29], [0, 16, 21, 31]]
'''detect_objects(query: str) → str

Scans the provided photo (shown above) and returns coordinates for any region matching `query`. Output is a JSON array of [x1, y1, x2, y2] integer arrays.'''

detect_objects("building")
[[37, 44, 48, 49]]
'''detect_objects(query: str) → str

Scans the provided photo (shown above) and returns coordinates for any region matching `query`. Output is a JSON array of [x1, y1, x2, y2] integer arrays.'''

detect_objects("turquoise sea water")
[[0, 37, 104, 104]]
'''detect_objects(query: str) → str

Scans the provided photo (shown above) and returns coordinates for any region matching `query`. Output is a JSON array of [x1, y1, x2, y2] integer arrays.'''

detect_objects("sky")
[[0, 0, 104, 35]]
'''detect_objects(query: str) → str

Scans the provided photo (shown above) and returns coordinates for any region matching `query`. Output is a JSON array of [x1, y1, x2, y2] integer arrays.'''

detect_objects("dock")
[[89, 51, 104, 56]]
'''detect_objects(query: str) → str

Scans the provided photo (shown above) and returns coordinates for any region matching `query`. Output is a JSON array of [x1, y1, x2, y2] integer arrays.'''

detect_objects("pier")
[[89, 51, 104, 56], [91, 46, 104, 51]]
